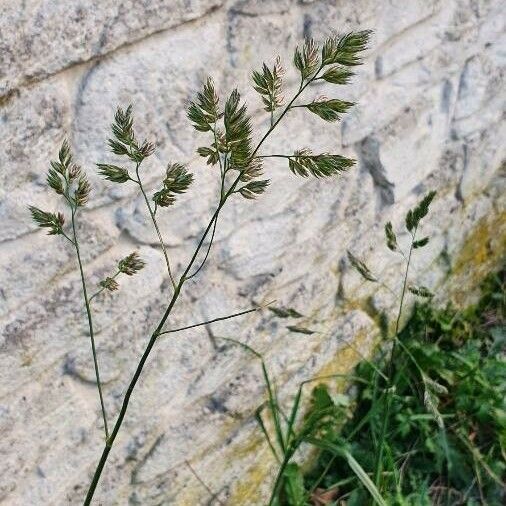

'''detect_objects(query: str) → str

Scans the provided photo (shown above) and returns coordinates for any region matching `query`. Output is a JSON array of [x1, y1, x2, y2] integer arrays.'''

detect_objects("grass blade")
[[305, 437, 388, 506]]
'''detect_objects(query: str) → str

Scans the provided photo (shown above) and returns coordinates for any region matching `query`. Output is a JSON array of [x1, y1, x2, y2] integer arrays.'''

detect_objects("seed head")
[[118, 252, 145, 276], [100, 277, 119, 292]]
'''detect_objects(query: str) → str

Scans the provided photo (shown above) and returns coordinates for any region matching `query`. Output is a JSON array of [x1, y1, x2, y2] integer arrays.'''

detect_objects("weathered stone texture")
[[1, 0, 505, 504], [0, 0, 223, 96]]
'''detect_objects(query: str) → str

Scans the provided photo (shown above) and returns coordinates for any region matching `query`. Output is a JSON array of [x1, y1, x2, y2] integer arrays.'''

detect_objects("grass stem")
[[71, 208, 109, 440]]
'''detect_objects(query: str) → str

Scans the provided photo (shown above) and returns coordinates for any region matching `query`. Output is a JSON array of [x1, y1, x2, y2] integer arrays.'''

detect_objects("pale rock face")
[[1, 0, 505, 504]]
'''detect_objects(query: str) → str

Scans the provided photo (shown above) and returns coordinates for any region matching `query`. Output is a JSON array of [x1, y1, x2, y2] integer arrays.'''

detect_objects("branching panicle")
[[288, 149, 354, 178], [252, 56, 284, 112], [305, 98, 355, 122], [321, 30, 372, 66], [28, 30, 378, 505], [294, 39, 320, 80], [153, 163, 193, 208], [29, 206, 65, 235], [97, 164, 130, 183], [188, 77, 221, 132], [118, 252, 145, 276]]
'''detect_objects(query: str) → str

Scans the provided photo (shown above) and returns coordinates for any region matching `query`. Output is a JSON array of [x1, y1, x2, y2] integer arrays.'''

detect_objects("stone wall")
[[0, 0, 504, 504]]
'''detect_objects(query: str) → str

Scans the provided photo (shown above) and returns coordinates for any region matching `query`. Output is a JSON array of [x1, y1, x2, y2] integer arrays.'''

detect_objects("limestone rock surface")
[[1, 0, 505, 504]]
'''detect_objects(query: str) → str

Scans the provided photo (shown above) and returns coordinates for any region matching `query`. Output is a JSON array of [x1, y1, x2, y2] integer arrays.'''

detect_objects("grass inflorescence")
[[28, 30, 373, 504]]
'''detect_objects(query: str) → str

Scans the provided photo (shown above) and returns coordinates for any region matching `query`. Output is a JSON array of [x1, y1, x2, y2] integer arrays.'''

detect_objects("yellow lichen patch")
[[228, 457, 273, 505], [314, 327, 375, 380], [223, 431, 276, 504], [231, 433, 265, 460], [452, 211, 506, 304]]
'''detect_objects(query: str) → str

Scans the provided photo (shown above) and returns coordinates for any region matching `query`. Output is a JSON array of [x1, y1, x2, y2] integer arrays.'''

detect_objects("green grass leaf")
[[305, 437, 387, 506], [283, 463, 306, 506]]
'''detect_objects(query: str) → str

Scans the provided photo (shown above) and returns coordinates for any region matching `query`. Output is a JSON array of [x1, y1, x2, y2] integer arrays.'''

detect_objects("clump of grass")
[[232, 191, 440, 505], [235, 193, 503, 505], [220, 336, 384, 506], [305, 269, 505, 505]]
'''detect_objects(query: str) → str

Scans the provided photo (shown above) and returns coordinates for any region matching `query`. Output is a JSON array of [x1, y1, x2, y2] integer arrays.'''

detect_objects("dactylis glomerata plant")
[[29, 30, 371, 504]]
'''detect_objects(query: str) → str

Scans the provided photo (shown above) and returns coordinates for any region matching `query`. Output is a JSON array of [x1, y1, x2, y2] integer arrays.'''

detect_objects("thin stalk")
[[394, 228, 417, 339], [71, 208, 109, 440], [157, 304, 265, 337], [187, 151, 228, 280], [89, 271, 120, 303], [373, 227, 417, 492], [135, 163, 177, 290], [255, 408, 281, 463], [256, 154, 292, 159], [308, 455, 338, 494], [268, 448, 297, 505], [261, 361, 286, 455], [186, 216, 219, 280], [220, 336, 286, 456], [186, 175, 225, 279], [61, 230, 76, 245], [83, 71, 320, 504]]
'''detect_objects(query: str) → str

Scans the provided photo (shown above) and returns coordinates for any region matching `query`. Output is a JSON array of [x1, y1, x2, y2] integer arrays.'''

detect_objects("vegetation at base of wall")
[[214, 191, 503, 506], [301, 269, 505, 505]]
